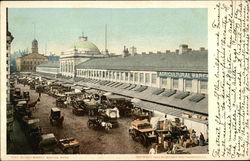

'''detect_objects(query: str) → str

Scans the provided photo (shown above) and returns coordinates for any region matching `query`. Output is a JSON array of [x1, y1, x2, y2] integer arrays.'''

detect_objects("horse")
[[101, 121, 112, 131], [28, 97, 40, 111], [57, 116, 64, 128]]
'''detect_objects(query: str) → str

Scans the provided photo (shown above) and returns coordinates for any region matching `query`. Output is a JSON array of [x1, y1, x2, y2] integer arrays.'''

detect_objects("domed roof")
[[68, 34, 101, 54], [73, 40, 100, 52], [32, 39, 38, 44]]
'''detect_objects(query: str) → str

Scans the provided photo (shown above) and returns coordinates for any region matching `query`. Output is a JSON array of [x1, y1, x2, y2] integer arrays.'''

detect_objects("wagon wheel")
[[130, 133, 136, 141], [87, 120, 94, 129], [139, 134, 148, 147]]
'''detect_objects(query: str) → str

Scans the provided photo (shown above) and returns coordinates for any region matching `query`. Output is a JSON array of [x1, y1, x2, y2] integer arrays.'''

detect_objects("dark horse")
[[28, 97, 40, 111]]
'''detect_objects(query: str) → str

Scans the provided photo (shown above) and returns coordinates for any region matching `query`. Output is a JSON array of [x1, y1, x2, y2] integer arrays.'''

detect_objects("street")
[[16, 83, 149, 154]]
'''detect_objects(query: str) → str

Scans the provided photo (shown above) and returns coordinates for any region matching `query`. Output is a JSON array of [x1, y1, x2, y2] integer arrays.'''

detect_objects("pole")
[[105, 24, 107, 52]]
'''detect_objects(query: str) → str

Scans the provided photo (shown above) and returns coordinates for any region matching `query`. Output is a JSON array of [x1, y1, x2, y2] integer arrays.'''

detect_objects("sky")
[[9, 8, 207, 55]]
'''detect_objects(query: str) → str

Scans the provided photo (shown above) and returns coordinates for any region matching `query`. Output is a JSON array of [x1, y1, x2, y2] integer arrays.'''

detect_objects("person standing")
[[199, 132, 205, 146]]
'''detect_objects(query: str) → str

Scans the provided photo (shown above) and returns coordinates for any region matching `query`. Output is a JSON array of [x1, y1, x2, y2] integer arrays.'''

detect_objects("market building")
[[74, 45, 208, 139], [16, 39, 48, 72], [36, 61, 60, 77], [76, 45, 208, 94]]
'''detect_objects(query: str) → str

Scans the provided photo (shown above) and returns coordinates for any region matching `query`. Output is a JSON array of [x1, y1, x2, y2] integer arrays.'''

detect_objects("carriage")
[[56, 96, 67, 108], [72, 100, 85, 116], [49, 108, 64, 127], [87, 116, 113, 131]]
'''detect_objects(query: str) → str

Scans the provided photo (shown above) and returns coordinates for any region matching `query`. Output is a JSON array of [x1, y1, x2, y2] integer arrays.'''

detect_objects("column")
[[178, 78, 184, 92], [167, 78, 171, 90]]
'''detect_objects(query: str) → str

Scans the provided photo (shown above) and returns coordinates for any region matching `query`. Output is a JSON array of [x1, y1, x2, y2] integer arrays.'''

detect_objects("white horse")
[[101, 122, 112, 131]]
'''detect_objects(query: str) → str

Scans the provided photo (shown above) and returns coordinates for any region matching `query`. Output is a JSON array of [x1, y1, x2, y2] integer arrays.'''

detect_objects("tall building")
[[16, 39, 48, 72]]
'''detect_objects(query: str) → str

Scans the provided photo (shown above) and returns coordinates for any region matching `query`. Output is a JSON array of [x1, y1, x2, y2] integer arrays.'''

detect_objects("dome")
[[32, 39, 38, 44], [73, 40, 100, 53]]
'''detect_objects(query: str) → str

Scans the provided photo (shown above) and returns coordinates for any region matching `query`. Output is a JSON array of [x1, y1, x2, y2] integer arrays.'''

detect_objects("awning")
[[105, 94, 130, 100], [103, 92, 113, 96], [131, 98, 141, 103], [71, 86, 83, 90]]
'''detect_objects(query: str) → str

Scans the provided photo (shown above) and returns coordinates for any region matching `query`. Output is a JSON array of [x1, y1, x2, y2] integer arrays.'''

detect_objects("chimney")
[[123, 46, 129, 57], [130, 46, 137, 56], [200, 47, 205, 51], [166, 50, 170, 54], [179, 44, 188, 54]]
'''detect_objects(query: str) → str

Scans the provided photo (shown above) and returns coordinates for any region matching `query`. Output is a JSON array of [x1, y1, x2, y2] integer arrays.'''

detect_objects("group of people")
[[149, 130, 206, 154]]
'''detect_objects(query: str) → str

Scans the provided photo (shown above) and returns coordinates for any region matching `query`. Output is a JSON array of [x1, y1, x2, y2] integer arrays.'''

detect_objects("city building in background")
[[16, 39, 48, 72]]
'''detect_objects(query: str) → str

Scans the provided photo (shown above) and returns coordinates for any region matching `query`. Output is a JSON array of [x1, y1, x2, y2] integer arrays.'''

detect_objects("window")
[[173, 78, 179, 89], [134, 73, 138, 82], [185, 79, 192, 88], [145, 73, 150, 83], [120, 72, 124, 80], [161, 78, 168, 87], [125, 72, 128, 81], [109, 72, 112, 79], [140, 73, 144, 83], [130, 73, 133, 81], [116, 72, 120, 80], [200, 80, 208, 89], [151, 74, 157, 84]]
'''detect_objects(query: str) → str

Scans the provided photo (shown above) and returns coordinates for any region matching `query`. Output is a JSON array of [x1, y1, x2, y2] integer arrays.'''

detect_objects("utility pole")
[[105, 24, 108, 53], [33, 22, 36, 39]]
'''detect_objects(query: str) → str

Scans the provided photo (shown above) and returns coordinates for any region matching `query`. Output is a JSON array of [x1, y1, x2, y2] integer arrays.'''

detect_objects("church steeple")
[[32, 39, 38, 53], [31, 23, 38, 53]]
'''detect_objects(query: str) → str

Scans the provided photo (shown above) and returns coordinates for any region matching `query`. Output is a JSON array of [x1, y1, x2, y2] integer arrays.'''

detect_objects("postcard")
[[0, 0, 249, 160]]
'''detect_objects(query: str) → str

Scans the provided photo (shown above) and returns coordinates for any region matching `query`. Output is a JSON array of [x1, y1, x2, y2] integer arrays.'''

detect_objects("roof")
[[73, 40, 100, 52], [41, 133, 55, 140], [65, 38, 101, 55], [18, 53, 47, 59], [37, 61, 60, 68], [131, 119, 150, 126], [76, 79, 208, 115], [76, 51, 208, 72], [51, 107, 60, 112]]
